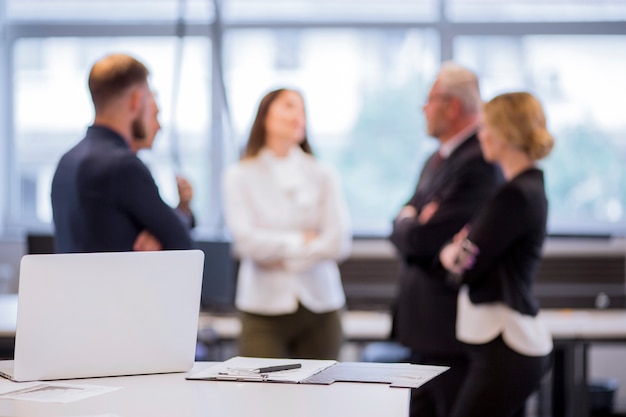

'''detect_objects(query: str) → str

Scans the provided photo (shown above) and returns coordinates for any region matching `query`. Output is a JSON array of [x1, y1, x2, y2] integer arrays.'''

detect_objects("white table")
[[0, 362, 410, 416], [196, 308, 626, 417], [5, 293, 626, 417], [539, 310, 626, 417]]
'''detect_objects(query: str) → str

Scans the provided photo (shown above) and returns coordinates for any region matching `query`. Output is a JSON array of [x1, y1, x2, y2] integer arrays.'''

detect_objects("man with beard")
[[51, 53, 193, 253]]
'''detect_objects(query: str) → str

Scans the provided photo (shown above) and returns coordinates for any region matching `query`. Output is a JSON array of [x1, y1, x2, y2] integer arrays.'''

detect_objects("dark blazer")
[[51, 125, 193, 253], [464, 168, 547, 316], [389, 133, 503, 355]]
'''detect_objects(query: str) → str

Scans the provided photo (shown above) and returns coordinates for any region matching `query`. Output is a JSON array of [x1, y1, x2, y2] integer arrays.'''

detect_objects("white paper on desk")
[[301, 362, 449, 389], [71, 415, 122, 417], [187, 356, 337, 383], [67, 415, 121, 417], [0, 382, 121, 403]]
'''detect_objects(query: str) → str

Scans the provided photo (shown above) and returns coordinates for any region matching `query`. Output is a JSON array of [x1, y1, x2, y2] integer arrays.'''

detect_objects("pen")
[[255, 363, 302, 373]]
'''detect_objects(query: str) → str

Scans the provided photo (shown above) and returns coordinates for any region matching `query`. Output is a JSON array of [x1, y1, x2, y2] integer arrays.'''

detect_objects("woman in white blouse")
[[222, 88, 352, 359]]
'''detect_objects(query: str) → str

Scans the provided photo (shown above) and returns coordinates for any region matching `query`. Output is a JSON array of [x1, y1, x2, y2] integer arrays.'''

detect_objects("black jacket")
[[389, 134, 503, 354], [464, 168, 547, 316], [51, 125, 193, 253]]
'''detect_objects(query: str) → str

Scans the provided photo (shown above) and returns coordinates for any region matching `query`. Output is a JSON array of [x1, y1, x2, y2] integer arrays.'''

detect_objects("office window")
[[13, 37, 212, 228], [447, 0, 626, 22], [224, 28, 439, 235], [222, 0, 438, 22], [455, 35, 626, 234], [6, 0, 214, 22], [3, 0, 626, 238]]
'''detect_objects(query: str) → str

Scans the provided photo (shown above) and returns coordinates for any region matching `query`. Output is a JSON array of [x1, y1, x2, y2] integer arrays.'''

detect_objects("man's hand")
[[133, 230, 163, 251], [303, 230, 319, 244], [396, 205, 417, 222], [176, 175, 193, 214], [418, 201, 440, 224], [255, 260, 285, 270]]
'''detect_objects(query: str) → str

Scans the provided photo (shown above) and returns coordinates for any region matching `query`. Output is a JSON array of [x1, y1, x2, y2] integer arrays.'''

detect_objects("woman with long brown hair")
[[222, 88, 351, 359]]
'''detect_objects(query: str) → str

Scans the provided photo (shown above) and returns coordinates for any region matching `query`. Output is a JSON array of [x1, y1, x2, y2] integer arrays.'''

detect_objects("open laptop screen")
[[6, 250, 204, 382]]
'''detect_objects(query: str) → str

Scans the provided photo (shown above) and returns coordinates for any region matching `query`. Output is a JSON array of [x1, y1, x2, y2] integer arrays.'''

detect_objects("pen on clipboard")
[[255, 363, 302, 374], [220, 363, 302, 376]]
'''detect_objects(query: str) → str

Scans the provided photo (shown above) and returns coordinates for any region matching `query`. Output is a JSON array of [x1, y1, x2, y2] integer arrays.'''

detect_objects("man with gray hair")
[[389, 62, 503, 417]]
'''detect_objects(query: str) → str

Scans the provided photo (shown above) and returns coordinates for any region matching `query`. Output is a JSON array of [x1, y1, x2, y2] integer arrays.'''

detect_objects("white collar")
[[258, 146, 305, 164], [259, 147, 310, 196], [439, 122, 478, 159]]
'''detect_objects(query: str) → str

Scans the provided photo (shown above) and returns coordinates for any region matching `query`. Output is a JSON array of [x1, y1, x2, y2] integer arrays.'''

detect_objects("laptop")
[[0, 249, 204, 382]]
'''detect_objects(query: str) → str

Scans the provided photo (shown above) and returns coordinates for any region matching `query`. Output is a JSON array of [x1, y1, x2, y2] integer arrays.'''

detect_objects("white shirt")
[[457, 286, 553, 356], [222, 147, 352, 315], [438, 122, 478, 159]]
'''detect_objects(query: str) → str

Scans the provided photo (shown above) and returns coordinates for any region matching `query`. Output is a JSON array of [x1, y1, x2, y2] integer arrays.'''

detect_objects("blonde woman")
[[222, 89, 351, 360], [440, 92, 554, 417]]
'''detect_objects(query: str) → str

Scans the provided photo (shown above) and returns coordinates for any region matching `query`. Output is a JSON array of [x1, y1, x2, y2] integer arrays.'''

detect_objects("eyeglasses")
[[424, 94, 453, 106]]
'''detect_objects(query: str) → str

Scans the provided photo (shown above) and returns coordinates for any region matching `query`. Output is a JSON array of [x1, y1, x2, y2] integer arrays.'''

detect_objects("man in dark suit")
[[389, 62, 503, 417], [51, 53, 193, 253]]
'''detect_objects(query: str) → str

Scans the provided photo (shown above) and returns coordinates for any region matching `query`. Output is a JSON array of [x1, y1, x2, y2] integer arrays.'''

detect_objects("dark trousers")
[[409, 351, 470, 417], [238, 304, 343, 360], [450, 335, 552, 417]]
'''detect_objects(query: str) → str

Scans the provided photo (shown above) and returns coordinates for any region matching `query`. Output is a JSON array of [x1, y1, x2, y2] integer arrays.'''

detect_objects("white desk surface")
[[0, 362, 410, 417], [538, 309, 626, 339], [3, 294, 626, 417]]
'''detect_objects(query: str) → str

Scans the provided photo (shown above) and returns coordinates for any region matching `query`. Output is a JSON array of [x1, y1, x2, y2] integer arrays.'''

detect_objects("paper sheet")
[[187, 356, 337, 383], [301, 361, 449, 388], [0, 382, 121, 403]]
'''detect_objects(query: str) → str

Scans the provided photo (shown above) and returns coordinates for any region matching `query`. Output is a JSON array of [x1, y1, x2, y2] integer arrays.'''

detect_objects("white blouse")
[[457, 286, 553, 356], [222, 147, 352, 315]]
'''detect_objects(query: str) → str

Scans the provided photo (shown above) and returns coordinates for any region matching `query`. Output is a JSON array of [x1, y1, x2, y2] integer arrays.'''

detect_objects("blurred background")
[[1, 0, 625, 240]]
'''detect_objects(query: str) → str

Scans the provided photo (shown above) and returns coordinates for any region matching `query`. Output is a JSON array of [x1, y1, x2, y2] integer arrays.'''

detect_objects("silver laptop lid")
[[13, 250, 204, 382]]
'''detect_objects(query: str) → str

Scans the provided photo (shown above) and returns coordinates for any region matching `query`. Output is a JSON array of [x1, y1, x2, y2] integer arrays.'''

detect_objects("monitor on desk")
[[196, 240, 237, 312], [26, 233, 55, 254]]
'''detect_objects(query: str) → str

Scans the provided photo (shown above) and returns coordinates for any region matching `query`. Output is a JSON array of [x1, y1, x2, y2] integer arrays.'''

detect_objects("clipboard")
[[186, 356, 449, 388], [186, 356, 337, 383]]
